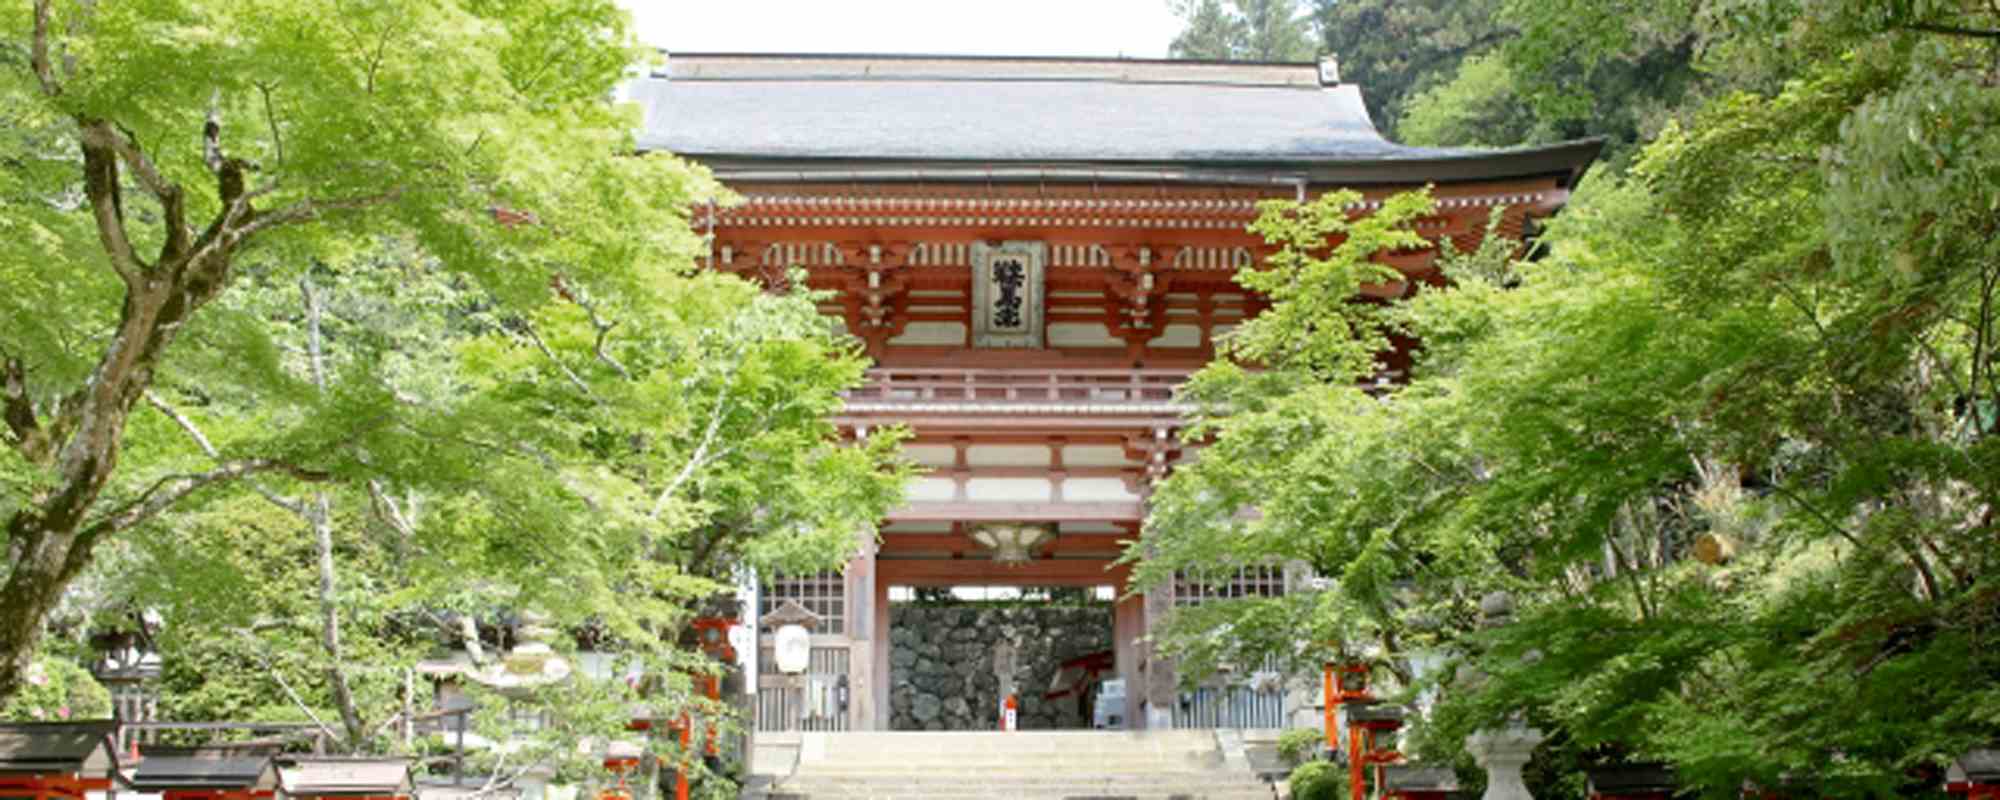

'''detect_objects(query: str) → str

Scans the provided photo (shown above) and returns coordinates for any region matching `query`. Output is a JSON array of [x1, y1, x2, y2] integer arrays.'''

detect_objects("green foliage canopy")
[[0, 4, 910, 770], [1137, 2, 2000, 794]]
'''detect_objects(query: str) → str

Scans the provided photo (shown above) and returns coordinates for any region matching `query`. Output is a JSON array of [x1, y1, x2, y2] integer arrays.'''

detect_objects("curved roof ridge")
[[630, 53, 1604, 184], [659, 53, 1329, 89]]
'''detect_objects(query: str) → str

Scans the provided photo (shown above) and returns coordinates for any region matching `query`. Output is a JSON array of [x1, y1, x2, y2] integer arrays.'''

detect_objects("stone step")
[[807, 732, 1226, 759], [756, 792, 1272, 796], [773, 783, 1270, 793], [750, 730, 1274, 799], [796, 765, 1230, 777], [756, 784, 1273, 800], [775, 775, 1268, 786], [756, 792, 1273, 800]]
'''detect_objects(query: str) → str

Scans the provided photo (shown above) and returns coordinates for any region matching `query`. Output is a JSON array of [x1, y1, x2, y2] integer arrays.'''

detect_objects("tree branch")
[[78, 119, 197, 267], [1902, 20, 2000, 39], [2, 356, 47, 461], [76, 128, 144, 285], [29, 0, 58, 95], [80, 458, 311, 538], [308, 491, 369, 746], [144, 391, 306, 514], [236, 629, 347, 748], [203, 90, 226, 175], [649, 362, 742, 520], [514, 318, 596, 400], [366, 481, 414, 536], [99, 122, 192, 261], [255, 82, 285, 165], [229, 191, 402, 242], [551, 276, 632, 380], [301, 274, 328, 390]]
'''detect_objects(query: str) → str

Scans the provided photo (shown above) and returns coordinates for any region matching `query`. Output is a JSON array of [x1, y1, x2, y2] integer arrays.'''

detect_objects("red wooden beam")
[[879, 532, 1132, 557], [885, 500, 1143, 522], [877, 557, 1131, 586]]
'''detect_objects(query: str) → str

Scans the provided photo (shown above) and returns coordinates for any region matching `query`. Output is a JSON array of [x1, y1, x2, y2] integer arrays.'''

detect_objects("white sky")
[[623, 0, 1184, 59]]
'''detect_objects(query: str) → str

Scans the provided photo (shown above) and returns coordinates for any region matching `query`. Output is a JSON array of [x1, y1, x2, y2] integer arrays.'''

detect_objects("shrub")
[[1277, 726, 1329, 764], [1289, 760, 1343, 800], [2, 657, 113, 721]]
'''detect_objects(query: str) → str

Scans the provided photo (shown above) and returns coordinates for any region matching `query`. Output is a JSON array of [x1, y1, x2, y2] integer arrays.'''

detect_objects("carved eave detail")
[[835, 241, 913, 355], [1105, 245, 1178, 357]]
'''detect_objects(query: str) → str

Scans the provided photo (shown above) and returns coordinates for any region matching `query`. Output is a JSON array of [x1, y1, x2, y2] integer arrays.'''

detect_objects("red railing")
[[844, 368, 1192, 405]]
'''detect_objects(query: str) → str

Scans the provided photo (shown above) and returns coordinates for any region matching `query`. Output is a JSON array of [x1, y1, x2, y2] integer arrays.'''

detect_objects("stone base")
[[1466, 725, 1545, 800]]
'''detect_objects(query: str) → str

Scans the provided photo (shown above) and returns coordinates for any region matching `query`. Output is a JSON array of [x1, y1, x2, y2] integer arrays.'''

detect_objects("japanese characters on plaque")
[[970, 241, 1046, 348]]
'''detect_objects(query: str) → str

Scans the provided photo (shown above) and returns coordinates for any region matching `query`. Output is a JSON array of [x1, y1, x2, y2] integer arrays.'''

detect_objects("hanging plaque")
[[970, 241, 1046, 348]]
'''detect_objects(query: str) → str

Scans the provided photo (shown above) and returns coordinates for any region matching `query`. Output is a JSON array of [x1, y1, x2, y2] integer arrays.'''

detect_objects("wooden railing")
[[844, 368, 1193, 406]]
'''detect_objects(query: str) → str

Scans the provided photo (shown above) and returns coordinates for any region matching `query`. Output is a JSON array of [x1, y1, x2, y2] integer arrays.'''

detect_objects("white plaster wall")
[[1154, 324, 1203, 348], [1062, 478, 1140, 502], [888, 321, 967, 346], [966, 444, 1051, 466], [964, 477, 1053, 502], [1048, 321, 1123, 348], [1063, 444, 1132, 467], [902, 444, 957, 467], [908, 477, 958, 502]]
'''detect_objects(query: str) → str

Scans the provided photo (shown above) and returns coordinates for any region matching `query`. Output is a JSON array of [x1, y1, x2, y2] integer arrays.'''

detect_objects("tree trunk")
[[0, 517, 76, 700], [0, 282, 182, 699], [0, 250, 236, 701], [313, 488, 367, 746]]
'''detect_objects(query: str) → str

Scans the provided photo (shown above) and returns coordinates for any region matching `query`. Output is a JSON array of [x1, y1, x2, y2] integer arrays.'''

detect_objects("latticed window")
[[1171, 565, 1286, 607], [762, 571, 846, 635]]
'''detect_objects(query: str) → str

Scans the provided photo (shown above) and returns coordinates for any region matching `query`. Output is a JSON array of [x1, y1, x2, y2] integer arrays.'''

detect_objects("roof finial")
[[1318, 55, 1341, 85]]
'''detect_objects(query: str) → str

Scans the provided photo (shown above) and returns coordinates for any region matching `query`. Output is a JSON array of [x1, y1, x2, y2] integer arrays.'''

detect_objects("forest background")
[[1150, 1, 2000, 798]]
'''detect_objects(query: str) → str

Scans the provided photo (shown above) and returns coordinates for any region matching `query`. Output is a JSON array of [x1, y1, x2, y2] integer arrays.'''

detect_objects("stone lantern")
[[759, 599, 824, 732], [469, 611, 572, 696], [1465, 591, 1544, 800]]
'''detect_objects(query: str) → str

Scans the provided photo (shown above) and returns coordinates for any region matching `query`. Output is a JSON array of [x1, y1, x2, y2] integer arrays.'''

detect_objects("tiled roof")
[[276, 757, 412, 797], [631, 54, 1599, 181], [130, 751, 278, 792], [0, 721, 120, 777], [635, 75, 1438, 162]]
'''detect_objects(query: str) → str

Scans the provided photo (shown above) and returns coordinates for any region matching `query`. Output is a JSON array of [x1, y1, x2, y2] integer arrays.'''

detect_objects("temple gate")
[[631, 52, 1598, 732]]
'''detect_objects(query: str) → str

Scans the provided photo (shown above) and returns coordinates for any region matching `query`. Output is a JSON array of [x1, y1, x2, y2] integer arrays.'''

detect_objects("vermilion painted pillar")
[[846, 530, 877, 730], [1113, 591, 1145, 729], [872, 576, 892, 730]]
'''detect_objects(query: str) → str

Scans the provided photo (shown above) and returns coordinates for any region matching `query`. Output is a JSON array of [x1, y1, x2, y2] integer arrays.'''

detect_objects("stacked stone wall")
[[888, 603, 1112, 730]]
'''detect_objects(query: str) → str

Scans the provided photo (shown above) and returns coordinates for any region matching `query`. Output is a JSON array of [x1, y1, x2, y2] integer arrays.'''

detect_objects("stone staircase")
[[742, 730, 1276, 800]]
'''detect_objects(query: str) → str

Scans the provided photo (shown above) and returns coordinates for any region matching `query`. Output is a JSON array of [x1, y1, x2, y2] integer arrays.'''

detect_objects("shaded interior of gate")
[[750, 568, 1297, 732]]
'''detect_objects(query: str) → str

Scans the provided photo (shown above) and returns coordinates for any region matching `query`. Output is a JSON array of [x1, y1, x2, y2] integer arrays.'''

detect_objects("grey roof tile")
[[628, 55, 1605, 184], [632, 75, 1463, 163], [0, 721, 121, 777], [276, 757, 413, 797], [130, 751, 278, 792]]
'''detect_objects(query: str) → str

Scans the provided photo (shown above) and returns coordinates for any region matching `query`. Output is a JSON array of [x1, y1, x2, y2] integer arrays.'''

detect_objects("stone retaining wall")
[[888, 603, 1112, 730]]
